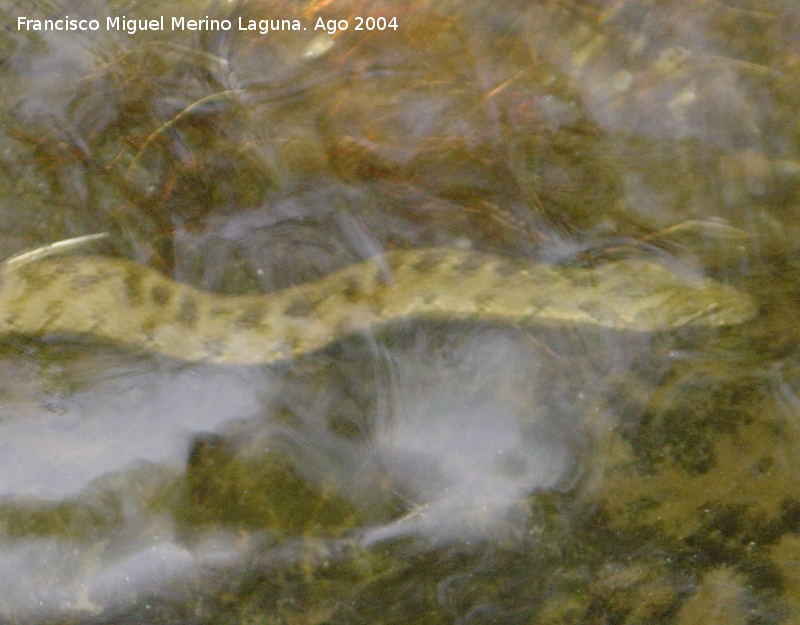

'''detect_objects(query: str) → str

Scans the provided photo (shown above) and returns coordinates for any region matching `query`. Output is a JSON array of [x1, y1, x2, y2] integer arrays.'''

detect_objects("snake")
[[0, 246, 756, 365]]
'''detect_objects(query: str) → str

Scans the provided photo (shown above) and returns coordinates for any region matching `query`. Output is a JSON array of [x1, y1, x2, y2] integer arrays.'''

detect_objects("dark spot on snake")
[[71, 273, 104, 291], [494, 262, 519, 278], [342, 276, 365, 302], [123, 268, 145, 306], [454, 254, 484, 276], [236, 304, 265, 328], [20, 265, 57, 289], [308, 293, 331, 311], [140, 317, 158, 343], [288, 335, 303, 356], [210, 304, 234, 318], [577, 301, 602, 318], [177, 296, 199, 328], [568, 272, 594, 287], [412, 251, 446, 274], [284, 298, 314, 318], [151, 284, 172, 306], [43, 300, 64, 324], [384, 251, 408, 274], [203, 339, 224, 357], [47, 258, 80, 275], [356, 257, 393, 287], [335, 318, 356, 338], [475, 291, 495, 306]]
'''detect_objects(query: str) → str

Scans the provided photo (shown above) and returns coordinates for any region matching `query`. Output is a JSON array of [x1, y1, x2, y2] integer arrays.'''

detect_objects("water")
[[1, 0, 799, 623]]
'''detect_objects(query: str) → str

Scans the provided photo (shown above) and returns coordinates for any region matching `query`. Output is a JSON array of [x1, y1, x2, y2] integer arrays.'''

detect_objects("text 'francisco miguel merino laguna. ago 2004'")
[[16, 15, 400, 35]]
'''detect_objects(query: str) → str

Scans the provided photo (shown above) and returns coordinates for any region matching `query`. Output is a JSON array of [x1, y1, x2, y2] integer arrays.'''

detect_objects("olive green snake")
[[0, 242, 756, 364]]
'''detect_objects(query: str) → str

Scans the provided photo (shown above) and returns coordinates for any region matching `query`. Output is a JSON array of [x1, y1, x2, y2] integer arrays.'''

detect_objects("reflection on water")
[[364, 329, 578, 544], [0, 0, 799, 622], [0, 325, 591, 618], [0, 352, 271, 616], [0, 359, 268, 497]]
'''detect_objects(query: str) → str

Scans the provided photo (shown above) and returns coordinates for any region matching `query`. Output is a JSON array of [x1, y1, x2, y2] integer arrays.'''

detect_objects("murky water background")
[[1, 0, 800, 623]]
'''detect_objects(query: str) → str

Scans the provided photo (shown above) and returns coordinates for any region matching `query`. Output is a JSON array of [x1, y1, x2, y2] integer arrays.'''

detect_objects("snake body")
[[0, 248, 756, 364]]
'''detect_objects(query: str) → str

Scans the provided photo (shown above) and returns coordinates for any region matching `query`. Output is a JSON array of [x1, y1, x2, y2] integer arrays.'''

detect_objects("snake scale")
[[0, 247, 756, 364]]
